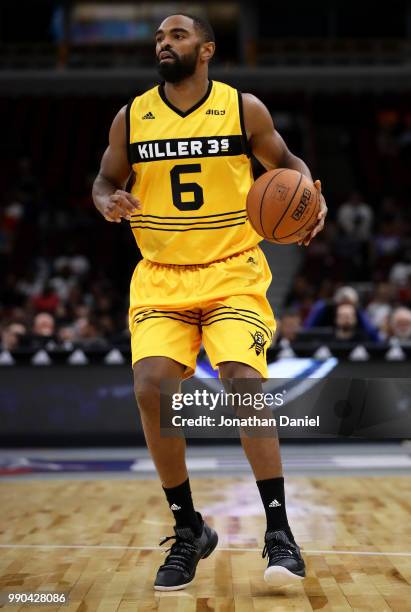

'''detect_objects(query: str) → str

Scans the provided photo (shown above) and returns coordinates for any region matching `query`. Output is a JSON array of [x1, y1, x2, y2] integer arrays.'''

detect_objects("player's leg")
[[200, 244, 305, 585], [131, 313, 218, 590], [133, 356, 188, 487], [218, 360, 283, 479], [218, 360, 305, 586]]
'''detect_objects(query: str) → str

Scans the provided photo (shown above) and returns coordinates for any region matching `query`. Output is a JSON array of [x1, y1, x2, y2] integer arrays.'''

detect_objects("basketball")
[[246, 168, 320, 244]]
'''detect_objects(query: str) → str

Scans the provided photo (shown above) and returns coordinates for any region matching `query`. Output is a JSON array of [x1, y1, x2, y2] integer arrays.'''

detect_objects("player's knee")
[[133, 362, 162, 411], [133, 357, 183, 412], [219, 361, 261, 379]]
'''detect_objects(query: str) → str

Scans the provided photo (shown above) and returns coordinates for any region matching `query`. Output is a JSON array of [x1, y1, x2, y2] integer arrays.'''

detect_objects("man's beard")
[[157, 47, 199, 83]]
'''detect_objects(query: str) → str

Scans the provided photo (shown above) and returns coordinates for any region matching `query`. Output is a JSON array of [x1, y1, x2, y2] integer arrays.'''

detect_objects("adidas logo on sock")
[[268, 499, 281, 508], [142, 111, 155, 119], [170, 503, 181, 511]]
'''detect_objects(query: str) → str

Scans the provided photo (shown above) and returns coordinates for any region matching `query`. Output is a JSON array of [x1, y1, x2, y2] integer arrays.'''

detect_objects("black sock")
[[163, 478, 202, 536], [256, 476, 293, 539]]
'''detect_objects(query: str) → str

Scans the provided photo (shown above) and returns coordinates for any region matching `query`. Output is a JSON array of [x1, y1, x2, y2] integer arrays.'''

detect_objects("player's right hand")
[[102, 190, 141, 223]]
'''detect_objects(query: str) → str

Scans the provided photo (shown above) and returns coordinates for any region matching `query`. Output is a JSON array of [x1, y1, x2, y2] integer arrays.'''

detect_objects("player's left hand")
[[298, 179, 327, 246]]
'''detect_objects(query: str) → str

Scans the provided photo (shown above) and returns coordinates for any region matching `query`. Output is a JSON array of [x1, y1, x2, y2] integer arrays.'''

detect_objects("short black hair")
[[171, 13, 215, 43]]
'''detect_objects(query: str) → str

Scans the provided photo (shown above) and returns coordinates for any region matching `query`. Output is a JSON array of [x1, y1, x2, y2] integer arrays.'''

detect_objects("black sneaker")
[[154, 515, 218, 591], [262, 529, 305, 587]]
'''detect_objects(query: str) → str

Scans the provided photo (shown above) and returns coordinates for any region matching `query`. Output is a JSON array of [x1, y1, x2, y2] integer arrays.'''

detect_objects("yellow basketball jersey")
[[126, 80, 261, 265]]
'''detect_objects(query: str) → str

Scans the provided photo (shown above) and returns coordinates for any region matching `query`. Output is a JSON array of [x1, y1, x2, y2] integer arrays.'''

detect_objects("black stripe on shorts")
[[135, 309, 201, 323], [201, 315, 272, 339], [201, 306, 273, 338], [134, 312, 201, 327]]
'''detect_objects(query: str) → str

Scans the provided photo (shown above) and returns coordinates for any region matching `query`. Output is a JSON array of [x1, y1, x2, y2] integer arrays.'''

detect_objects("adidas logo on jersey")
[[268, 499, 281, 508], [170, 503, 181, 511], [206, 109, 225, 115], [142, 111, 155, 120]]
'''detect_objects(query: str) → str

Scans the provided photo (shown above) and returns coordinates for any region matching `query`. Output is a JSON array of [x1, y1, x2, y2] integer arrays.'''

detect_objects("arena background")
[[0, 2, 411, 609]]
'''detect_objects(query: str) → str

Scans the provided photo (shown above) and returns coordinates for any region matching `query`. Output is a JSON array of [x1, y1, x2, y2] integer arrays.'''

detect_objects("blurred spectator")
[[379, 196, 404, 224], [334, 192, 374, 281], [16, 270, 45, 300], [73, 304, 92, 319], [332, 230, 369, 281], [31, 312, 57, 350], [73, 316, 108, 350], [111, 313, 131, 349], [332, 304, 369, 343], [304, 286, 380, 342], [302, 228, 335, 285], [389, 249, 411, 287], [366, 282, 395, 329], [99, 314, 115, 337], [5, 307, 28, 326], [50, 265, 77, 302], [0, 322, 27, 351], [3, 199, 24, 234], [337, 191, 373, 240], [31, 283, 60, 313], [275, 312, 302, 347], [388, 307, 411, 345], [372, 207, 404, 278], [54, 252, 90, 276], [57, 325, 75, 350], [33, 312, 55, 337], [397, 274, 411, 306], [284, 275, 315, 321]]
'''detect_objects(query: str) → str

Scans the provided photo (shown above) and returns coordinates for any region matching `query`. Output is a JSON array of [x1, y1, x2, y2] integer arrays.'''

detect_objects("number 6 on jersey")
[[170, 164, 204, 211]]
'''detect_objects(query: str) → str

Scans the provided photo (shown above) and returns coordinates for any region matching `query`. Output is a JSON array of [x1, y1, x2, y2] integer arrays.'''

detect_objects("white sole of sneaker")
[[264, 566, 305, 587], [154, 579, 194, 592]]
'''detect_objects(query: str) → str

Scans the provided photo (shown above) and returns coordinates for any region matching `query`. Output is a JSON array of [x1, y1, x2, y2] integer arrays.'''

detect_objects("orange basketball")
[[246, 168, 320, 244]]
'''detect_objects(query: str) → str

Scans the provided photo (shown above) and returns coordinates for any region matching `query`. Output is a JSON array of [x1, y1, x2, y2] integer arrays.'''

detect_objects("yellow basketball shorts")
[[129, 246, 276, 379]]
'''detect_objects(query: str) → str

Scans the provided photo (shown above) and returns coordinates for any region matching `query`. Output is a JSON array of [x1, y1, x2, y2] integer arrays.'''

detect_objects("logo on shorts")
[[249, 330, 267, 356], [247, 256, 257, 265]]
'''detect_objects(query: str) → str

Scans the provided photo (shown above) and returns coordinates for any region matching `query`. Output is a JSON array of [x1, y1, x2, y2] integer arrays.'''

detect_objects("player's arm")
[[242, 93, 327, 245], [92, 106, 140, 223]]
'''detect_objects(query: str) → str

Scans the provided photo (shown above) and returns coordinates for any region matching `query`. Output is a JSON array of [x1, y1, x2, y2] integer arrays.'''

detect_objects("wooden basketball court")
[[1, 476, 410, 610]]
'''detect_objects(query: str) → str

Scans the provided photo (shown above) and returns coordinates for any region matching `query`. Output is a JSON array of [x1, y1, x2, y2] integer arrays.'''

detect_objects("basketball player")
[[93, 14, 327, 591]]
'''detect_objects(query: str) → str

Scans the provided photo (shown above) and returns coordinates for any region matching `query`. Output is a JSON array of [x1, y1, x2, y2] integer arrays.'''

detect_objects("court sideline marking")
[[0, 543, 410, 557]]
